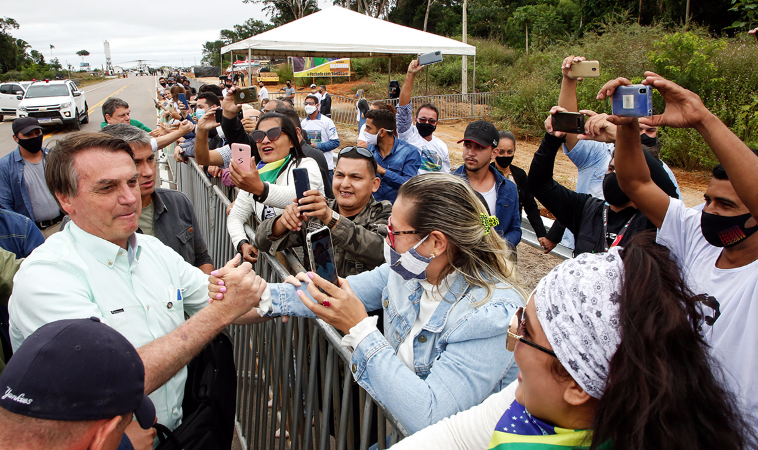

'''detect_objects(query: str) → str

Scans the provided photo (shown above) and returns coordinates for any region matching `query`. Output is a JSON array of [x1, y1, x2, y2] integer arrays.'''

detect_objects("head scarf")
[[534, 247, 624, 399]]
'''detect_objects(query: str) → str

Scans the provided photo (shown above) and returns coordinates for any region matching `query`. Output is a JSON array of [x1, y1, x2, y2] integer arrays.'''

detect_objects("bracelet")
[[236, 240, 249, 254]]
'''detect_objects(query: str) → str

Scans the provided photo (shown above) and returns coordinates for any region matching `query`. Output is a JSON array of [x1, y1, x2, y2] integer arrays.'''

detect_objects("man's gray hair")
[[101, 124, 152, 149], [102, 97, 129, 121]]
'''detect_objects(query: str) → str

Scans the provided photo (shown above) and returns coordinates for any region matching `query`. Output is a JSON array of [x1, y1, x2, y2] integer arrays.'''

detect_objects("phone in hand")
[[233, 87, 259, 104], [306, 226, 339, 291], [231, 143, 252, 172], [552, 112, 586, 134], [215, 108, 223, 124], [293, 168, 311, 204], [611, 85, 653, 118], [568, 61, 600, 78], [418, 51, 443, 66], [178, 93, 189, 110]]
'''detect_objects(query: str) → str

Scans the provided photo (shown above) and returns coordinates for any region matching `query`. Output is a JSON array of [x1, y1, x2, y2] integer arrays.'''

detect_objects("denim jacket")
[[267, 265, 523, 433], [0, 147, 51, 222]]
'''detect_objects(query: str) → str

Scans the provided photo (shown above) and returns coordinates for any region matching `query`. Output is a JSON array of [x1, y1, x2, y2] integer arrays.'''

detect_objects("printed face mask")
[[701, 211, 758, 247], [383, 235, 432, 280], [416, 122, 436, 138]]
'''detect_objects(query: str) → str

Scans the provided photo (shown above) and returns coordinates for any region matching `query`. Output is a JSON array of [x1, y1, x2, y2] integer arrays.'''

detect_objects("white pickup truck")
[[16, 80, 88, 129], [0, 81, 32, 121]]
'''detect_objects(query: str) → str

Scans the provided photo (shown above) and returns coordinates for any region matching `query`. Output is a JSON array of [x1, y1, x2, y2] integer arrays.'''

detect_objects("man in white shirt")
[[301, 95, 340, 179], [8, 132, 267, 431], [397, 59, 451, 174], [611, 73, 758, 427], [258, 81, 269, 100]]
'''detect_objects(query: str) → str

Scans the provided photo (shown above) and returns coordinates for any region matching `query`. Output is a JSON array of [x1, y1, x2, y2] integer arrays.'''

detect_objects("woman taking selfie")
[[388, 232, 754, 450], [227, 112, 324, 263], [213, 174, 524, 434]]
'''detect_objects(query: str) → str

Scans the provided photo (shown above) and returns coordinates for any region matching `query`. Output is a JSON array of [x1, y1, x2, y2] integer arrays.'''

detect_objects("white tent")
[[220, 6, 475, 58]]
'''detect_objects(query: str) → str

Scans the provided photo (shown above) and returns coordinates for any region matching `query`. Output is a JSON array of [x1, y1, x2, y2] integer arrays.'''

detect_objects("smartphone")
[[293, 168, 311, 203], [552, 112, 586, 134], [306, 226, 339, 289], [612, 85, 653, 117], [233, 86, 258, 104], [568, 61, 600, 78], [215, 108, 223, 124], [178, 93, 189, 110], [231, 143, 252, 172], [418, 51, 443, 66]]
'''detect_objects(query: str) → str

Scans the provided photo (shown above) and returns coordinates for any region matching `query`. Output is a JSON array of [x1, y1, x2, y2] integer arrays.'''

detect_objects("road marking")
[[83, 78, 122, 94]]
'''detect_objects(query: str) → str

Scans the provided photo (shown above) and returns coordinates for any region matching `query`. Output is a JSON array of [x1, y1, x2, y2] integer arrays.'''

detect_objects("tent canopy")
[[221, 6, 475, 58]]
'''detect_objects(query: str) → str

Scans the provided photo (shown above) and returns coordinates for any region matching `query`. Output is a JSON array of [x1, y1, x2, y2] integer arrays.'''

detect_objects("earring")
[[430, 253, 435, 259]]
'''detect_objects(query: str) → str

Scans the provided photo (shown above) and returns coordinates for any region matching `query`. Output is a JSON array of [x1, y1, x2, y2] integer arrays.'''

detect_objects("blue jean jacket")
[[0, 147, 51, 222], [453, 165, 522, 247], [267, 265, 523, 433]]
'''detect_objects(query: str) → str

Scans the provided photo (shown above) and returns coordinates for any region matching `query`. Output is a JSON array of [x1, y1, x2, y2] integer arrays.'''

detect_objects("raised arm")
[[154, 120, 194, 150], [193, 106, 225, 167], [399, 59, 424, 108], [558, 55, 583, 152]]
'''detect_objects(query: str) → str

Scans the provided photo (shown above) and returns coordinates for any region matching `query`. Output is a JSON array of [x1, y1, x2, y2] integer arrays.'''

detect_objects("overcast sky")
[[8, 0, 332, 69]]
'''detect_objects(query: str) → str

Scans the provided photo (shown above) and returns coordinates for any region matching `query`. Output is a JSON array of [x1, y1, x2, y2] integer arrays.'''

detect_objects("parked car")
[[0, 82, 29, 122], [16, 80, 88, 129]]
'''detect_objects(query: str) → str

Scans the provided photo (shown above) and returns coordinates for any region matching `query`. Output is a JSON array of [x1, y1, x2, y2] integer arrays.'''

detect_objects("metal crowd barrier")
[[162, 155, 409, 450]]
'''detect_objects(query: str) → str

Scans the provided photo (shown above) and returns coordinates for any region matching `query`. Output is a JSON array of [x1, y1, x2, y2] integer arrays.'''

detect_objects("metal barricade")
[[163, 158, 409, 450]]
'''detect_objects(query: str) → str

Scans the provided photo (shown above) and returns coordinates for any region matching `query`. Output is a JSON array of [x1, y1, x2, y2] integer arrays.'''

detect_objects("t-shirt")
[[396, 103, 451, 174], [301, 115, 339, 170], [258, 86, 269, 100], [480, 181, 498, 216], [284, 86, 295, 97], [657, 197, 758, 424], [139, 202, 155, 236], [23, 159, 60, 222]]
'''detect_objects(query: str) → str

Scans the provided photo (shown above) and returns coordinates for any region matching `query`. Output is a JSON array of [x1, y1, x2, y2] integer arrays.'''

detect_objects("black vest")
[[574, 197, 653, 256]]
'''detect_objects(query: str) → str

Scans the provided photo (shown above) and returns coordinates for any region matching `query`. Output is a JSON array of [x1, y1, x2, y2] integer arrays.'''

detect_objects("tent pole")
[[472, 54, 476, 93], [426, 65, 429, 96], [388, 57, 391, 85], [248, 48, 251, 87]]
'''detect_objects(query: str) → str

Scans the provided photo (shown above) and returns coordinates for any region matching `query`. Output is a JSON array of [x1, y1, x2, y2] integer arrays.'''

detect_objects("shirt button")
[[107, 260, 113, 266], [418, 335, 427, 343], [382, 300, 388, 308], [351, 364, 357, 373]]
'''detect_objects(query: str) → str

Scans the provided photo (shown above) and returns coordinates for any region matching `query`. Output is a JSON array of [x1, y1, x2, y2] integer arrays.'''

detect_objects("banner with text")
[[293, 57, 351, 78]]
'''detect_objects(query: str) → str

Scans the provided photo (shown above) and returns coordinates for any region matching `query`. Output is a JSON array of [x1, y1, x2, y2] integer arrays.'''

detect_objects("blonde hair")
[[397, 173, 525, 304]]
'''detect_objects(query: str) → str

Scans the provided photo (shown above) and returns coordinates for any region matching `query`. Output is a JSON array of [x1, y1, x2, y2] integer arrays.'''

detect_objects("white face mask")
[[364, 130, 378, 147], [305, 105, 317, 115]]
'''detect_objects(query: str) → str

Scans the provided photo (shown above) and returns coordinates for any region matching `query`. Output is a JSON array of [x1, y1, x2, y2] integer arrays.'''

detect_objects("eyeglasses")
[[387, 216, 422, 249], [304, 102, 317, 106], [417, 117, 438, 125], [506, 297, 557, 358], [338, 146, 374, 159], [251, 127, 283, 143]]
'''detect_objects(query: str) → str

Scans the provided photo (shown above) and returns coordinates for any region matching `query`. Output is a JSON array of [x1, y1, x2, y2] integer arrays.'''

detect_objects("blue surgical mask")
[[195, 108, 206, 120], [383, 235, 432, 280]]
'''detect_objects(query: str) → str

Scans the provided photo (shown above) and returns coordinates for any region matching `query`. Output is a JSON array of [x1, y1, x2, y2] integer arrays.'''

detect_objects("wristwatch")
[[327, 210, 340, 229]]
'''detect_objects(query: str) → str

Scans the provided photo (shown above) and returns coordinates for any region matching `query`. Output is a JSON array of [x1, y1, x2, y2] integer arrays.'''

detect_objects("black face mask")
[[18, 135, 43, 154], [640, 134, 659, 148], [602, 172, 631, 207], [416, 122, 436, 138], [496, 155, 513, 168], [701, 211, 758, 247]]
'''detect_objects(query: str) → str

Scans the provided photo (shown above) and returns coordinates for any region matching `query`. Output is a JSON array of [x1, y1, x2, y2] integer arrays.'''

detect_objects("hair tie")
[[480, 213, 500, 235]]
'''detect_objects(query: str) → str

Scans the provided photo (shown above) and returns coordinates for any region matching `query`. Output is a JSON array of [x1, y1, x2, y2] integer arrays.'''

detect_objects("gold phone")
[[233, 87, 259, 104], [568, 61, 600, 78]]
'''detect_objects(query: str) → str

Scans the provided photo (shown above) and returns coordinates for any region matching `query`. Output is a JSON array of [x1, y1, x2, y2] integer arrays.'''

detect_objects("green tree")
[[30, 49, 44, 65], [648, 31, 725, 97], [201, 40, 224, 66], [242, 0, 319, 26], [0, 18, 20, 73]]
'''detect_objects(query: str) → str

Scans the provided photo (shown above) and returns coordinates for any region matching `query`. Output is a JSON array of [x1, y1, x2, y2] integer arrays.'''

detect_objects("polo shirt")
[[9, 221, 209, 430]]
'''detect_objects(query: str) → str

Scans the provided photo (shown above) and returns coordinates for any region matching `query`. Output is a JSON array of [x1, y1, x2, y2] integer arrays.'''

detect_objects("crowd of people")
[[0, 37, 757, 450]]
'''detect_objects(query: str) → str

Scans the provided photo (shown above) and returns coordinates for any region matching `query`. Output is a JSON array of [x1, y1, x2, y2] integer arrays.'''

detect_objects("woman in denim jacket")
[[212, 174, 525, 434]]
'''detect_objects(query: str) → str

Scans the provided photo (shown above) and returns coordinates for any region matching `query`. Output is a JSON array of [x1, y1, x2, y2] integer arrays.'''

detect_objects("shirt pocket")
[[176, 226, 194, 244]]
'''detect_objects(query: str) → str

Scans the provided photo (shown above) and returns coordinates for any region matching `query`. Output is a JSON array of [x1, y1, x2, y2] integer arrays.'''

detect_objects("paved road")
[[0, 75, 160, 158]]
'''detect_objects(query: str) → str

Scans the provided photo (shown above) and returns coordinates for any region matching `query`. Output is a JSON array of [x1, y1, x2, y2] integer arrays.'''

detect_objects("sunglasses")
[[506, 295, 557, 358], [251, 127, 283, 143], [417, 117, 438, 125], [338, 146, 373, 159], [387, 215, 422, 249]]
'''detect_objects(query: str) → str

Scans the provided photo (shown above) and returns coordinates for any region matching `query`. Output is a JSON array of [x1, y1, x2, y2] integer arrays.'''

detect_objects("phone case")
[[418, 51, 443, 66], [568, 61, 600, 78], [231, 143, 252, 172], [233, 87, 258, 104], [612, 85, 653, 117], [293, 168, 311, 202], [306, 226, 339, 287]]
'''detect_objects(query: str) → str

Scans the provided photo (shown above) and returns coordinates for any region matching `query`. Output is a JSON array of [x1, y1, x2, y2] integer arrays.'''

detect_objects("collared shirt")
[[9, 221, 210, 430], [369, 138, 421, 203], [150, 188, 213, 268], [0, 208, 44, 259], [0, 147, 53, 222]]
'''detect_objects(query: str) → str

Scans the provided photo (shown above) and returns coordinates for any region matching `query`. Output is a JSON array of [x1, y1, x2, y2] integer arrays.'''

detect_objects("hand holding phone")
[[231, 143, 252, 173], [233, 87, 259, 104], [567, 61, 600, 79], [178, 93, 189, 110], [552, 112, 586, 134], [418, 51, 443, 66], [306, 226, 339, 290], [611, 85, 653, 118]]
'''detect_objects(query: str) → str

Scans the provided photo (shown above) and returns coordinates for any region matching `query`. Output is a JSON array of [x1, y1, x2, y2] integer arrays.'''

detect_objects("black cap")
[[12, 117, 42, 136], [457, 120, 499, 149], [0, 317, 155, 429]]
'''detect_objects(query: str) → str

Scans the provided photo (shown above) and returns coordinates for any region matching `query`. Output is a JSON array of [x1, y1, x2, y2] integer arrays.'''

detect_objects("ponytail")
[[590, 231, 754, 450]]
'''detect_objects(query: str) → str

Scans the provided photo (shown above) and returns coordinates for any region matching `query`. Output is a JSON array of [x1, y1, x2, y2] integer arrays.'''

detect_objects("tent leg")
[[472, 54, 476, 93], [388, 57, 391, 84], [247, 48, 252, 87]]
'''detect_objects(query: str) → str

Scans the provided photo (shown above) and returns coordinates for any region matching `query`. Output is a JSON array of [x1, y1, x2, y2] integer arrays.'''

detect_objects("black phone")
[[551, 112, 586, 134], [215, 108, 223, 124], [293, 168, 311, 203], [306, 226, 339, 289]]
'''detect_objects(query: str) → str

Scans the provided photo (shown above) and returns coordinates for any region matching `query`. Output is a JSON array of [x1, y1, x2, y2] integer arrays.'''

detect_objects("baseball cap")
[[310, 84, 317, 88], [0, 317, 155, 429], [457, 121, 499, 149], [12, 117, 42, 136]]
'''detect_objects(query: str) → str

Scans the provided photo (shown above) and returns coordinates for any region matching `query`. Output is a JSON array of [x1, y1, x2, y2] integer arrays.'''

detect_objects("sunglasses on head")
[[506, 293, 557, 357], [338, 146, 373, 159], [251, 127, 283, 143]]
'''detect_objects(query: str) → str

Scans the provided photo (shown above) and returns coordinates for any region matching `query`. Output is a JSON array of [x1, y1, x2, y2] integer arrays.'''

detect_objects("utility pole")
[[685, 0, 690, 27], [462, 0, 468, 96]]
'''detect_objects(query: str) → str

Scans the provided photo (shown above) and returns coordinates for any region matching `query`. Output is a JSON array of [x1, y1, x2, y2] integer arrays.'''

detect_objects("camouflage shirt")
[[256, 196, 391, 277]]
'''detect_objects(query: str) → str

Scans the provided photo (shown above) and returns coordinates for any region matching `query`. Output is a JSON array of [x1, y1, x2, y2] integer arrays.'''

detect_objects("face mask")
[[383, 235, 432, 280], [496, 155, 513, 168], [304, 105, 318, 115], [416, 122, 436, 138], [602, 172, 631, 207], [160, 82, 167, 87], [18, 135, 43, 154], [640, 134, 659, 148], [701, 211, 758, 247], [195, 108, 205, 120], [364, 130, 381, 147]]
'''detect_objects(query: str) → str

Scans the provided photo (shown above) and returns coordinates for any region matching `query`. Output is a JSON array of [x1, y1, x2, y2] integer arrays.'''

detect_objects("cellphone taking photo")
[[293, 168, 311, 203], [418, 51, 443, 66], [231, 143, 251, 172], [233, 86, 258, 104], [567, 61, 600, 78], [611, 85, 653, 118], [178, 93, 189, 110], [306, 226, 339, 291], [215, 108, 223, 124], [552, 112, 586, 134]]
